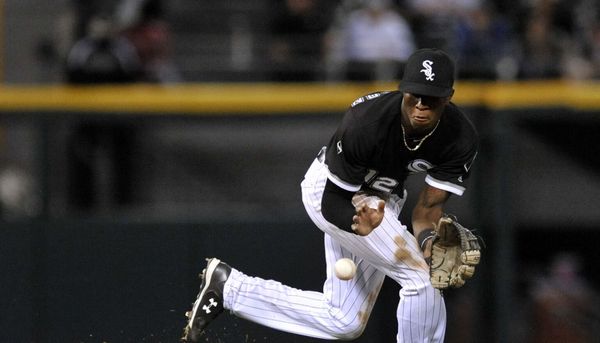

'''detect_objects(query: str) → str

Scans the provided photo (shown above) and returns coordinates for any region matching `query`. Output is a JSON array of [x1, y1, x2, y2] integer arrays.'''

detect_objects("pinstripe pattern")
[[221, 157, 446, 342]]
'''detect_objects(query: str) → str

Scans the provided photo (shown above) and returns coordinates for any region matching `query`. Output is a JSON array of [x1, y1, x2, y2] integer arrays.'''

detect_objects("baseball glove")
[[429, 214, 482, 289]]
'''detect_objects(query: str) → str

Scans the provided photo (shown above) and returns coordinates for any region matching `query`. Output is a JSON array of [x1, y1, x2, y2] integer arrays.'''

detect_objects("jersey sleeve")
[[325, 109, 374, 192], [426, 138, 478, 196]]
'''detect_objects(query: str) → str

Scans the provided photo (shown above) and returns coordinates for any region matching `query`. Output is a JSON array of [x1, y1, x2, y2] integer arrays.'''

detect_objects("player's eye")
[[406, 93, 422, 103], [415, 94, 444, 107]]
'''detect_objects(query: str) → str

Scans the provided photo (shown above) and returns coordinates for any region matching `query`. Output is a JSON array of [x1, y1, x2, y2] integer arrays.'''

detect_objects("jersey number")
[[365, 170, 399, 193]]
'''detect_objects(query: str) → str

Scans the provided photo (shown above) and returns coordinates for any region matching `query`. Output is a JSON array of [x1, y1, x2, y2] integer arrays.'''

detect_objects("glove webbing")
[[452, 220, 481, 251]]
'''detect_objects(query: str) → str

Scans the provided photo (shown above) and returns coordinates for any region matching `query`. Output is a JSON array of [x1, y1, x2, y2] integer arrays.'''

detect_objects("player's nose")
[[415, 98, 429, 110]]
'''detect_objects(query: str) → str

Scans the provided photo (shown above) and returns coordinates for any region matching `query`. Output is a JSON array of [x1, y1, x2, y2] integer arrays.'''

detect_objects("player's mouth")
[[412, 115, 429, 122], [410, 114, 432, 126]]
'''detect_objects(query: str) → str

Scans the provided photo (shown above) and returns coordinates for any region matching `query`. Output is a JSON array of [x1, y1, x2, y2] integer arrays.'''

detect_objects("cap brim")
[[399, 81, 453, 97]]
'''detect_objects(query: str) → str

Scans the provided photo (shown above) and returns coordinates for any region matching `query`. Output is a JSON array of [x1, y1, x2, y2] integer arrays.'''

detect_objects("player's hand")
[[351, 200, 385, 236]]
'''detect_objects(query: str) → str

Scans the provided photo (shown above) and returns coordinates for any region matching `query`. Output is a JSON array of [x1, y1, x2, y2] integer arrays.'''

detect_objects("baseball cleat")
[[181, 258, 231, 342]]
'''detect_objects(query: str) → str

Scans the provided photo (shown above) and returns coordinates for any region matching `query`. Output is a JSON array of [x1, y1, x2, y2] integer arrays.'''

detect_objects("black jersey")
[[325, 91, 478, 197]]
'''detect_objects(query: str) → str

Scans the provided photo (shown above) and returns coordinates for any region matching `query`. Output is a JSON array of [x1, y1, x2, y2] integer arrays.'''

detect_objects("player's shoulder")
[[440, 102, 479, 151], [336, 91, 399, 140], [444, 102, 478, 135], [349, 90, 400, 109], [346, 90, 401, 123], [343, 90, 400, 130]]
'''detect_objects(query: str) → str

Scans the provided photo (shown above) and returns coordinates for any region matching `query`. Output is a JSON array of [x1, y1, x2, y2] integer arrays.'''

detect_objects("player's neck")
[[401, 115, 438, 138]]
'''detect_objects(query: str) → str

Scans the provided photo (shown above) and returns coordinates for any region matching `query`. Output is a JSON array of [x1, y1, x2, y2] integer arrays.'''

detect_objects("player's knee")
[[329, 316, 367, 340], [331, 326, 364, 340]]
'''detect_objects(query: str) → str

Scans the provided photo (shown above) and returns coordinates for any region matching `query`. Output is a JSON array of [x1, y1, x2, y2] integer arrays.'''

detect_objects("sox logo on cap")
[[420, 60, 435, 81]]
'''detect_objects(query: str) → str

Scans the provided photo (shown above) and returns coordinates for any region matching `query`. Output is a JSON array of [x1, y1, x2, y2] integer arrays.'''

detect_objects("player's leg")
[[301, 157, 446, 342], [311, 203, 447, 342], [183, 255, 368, 341], [308, 203, 446, 342], [183, 156, 386, 341], [321, 233, 386, 336], [221, 233, 385, 340], [369, 200, 446, 343], [372, 207, 446, 343], [396, 285, 446, 343]]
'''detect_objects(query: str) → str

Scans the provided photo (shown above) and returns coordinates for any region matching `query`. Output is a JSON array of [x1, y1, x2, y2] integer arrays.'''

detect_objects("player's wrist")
[[417, 228, 435, 252]]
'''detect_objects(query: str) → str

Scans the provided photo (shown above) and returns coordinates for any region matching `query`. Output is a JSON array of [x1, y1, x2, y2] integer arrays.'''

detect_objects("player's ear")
[[444, 90, 455, 104]]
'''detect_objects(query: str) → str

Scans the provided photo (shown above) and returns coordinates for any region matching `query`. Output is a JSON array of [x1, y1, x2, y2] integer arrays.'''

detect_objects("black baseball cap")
[[399, 48, 455, 97]]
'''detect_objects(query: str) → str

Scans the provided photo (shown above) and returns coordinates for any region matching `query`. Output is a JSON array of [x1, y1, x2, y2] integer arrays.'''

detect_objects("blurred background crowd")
[[12, 0, 600, 85]]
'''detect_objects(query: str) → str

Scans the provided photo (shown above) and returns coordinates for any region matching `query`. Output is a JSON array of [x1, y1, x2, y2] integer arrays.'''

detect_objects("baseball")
[[334, 258, 357, 280]]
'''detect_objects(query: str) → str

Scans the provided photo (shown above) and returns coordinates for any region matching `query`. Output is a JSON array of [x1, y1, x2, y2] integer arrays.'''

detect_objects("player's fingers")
[[458, 265, 475, 279], [450, 275, 466, 288], [461, 250, 481, 265], [377, 200, 385, 212]]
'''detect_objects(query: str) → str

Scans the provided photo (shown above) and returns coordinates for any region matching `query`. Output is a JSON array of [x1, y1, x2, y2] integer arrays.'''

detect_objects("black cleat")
[[181, 258, 231, 342]]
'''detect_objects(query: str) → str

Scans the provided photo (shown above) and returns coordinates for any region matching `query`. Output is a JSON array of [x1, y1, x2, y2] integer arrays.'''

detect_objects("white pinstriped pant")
[[222, 157, 446, 342]]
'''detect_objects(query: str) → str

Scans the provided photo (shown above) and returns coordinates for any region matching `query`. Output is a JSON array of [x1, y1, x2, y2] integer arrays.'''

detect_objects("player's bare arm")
[[412, 184, 450, 258]]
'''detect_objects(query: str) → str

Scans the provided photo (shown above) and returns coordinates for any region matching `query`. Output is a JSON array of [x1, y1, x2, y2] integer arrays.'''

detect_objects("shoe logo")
[[202, 298, 218, 314], [420, 60, 435, 81], [336, 140, 343, 154]]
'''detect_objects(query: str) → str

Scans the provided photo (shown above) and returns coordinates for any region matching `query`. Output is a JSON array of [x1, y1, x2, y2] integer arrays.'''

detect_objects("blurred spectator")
[[69, 0, 121, 42], [565, 0, 600, 79], [326, 0, 415, 81], [117, 0, 182, 83], [515, 8, 564, 79], [455, 4, 517, 80], [589, 23, 600, 78], [66, 0, 180, 84], [405, 0, 482, 55], [267, 0, 335, 81], [509, 0, 599, 80], [65, 15, 142, 84], [57, 0, 600, 82], [64, 5, 143, 213], [529, 252, 600, 343]]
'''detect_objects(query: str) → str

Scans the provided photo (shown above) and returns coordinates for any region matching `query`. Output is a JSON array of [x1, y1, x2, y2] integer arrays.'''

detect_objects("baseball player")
[[182, 48, 479, 342]]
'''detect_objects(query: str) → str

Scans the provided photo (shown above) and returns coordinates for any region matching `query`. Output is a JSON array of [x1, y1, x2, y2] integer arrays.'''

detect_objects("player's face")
[[401, 92, 451, 132]]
